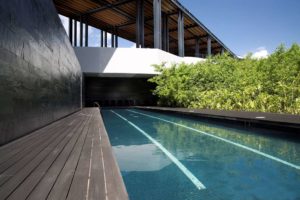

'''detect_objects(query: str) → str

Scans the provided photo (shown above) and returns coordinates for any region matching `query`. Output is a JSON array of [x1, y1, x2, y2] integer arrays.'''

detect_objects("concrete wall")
[[74, 47, 204, 77], [0, 0, 82, 145]]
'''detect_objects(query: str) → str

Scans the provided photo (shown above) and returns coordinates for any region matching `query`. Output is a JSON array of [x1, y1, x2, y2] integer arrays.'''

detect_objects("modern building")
[[0, 0, 234, 145], [1, 2, 300, 200], [55, 0, 234, 57], [54, 0, 235, 107]]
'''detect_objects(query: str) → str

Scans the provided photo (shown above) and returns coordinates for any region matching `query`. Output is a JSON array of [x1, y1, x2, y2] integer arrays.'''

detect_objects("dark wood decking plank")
[[0, 124, 69, 186], [0, 114, 78, 174], [0, 121, 67, 167], [87, 112, 106, 200], [0, 108, 128, 200], [46, 110, 92, 200], [0, 112, 77, 163], [6, 115, 86, 200], [0, 113, 81, 182], [26, 111, 90, 200], [0, 115, 83, 199], [66, 109, 96, 200]]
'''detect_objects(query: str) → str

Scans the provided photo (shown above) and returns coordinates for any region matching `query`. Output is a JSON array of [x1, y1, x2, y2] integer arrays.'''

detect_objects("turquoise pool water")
[[101, 108, 300, 200]]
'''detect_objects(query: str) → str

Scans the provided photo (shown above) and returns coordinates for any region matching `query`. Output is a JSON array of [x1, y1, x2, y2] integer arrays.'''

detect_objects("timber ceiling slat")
[[53, 0, 232, 56], [190, 27, 206, 36], [92, 10, 128, 25], [118, 3, 135, 15], [144, 9, 153, 19], [161, 0, 172, 13]]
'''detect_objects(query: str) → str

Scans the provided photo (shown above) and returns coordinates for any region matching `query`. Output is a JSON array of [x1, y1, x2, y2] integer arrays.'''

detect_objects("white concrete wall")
[[74, 47, 204, 77]]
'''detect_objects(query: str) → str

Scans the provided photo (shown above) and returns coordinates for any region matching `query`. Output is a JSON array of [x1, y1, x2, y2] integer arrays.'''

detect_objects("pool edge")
[[98, 108, 129, 200], [135, 106, 300, 132]]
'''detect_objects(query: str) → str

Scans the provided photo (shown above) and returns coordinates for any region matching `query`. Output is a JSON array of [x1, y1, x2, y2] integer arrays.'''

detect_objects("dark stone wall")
[[85, 77, 157, 107], [0, 0, 82, 145]]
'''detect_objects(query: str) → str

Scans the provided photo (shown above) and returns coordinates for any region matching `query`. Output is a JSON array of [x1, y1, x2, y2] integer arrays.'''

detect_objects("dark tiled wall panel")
[[0, 0, 82, 145], [85, 77, 156, 107]]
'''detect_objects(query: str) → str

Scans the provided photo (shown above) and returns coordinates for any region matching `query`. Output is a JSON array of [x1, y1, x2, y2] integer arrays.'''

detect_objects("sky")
[[59, 0, 300, 58], [178, 0, 300, 57]]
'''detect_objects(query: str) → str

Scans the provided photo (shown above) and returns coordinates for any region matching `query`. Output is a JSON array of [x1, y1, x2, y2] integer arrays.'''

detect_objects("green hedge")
[[149, 44, 300, 114]]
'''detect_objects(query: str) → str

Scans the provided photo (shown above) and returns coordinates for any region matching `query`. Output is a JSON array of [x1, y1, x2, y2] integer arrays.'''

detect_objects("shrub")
[[149, 44, 300, 114]]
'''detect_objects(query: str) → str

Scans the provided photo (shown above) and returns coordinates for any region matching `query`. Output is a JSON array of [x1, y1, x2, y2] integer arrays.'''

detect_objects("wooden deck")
[[0, 108, 128, 200]]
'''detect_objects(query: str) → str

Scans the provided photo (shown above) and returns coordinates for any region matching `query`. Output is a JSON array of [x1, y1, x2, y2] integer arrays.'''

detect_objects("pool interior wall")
[[101, 108, 300, 200]]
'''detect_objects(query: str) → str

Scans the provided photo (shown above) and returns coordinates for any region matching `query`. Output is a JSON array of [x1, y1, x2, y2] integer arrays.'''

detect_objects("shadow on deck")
[[0, 108, 128, 200]]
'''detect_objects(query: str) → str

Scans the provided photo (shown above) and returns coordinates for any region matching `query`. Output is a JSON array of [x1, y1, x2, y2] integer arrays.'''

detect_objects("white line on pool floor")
[[128, 110, 300, 170], [110, 110, 206, 190]]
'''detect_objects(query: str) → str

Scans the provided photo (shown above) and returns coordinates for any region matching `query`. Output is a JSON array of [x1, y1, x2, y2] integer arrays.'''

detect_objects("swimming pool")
[[101, 108, 300, 200]]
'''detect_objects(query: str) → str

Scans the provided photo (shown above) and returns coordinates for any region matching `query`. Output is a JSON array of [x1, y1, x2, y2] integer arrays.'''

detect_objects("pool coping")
[[135, 106, 300, 130]]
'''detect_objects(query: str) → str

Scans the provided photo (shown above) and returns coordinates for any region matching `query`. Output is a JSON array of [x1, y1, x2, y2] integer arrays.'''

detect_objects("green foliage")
[[149, 44, 300, 114]]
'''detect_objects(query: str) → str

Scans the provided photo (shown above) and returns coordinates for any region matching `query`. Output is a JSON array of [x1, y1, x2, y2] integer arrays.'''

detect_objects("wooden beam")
[[117, 17, 152, 28], [169, 23, 198, 33], [84, 0, 135, 16]]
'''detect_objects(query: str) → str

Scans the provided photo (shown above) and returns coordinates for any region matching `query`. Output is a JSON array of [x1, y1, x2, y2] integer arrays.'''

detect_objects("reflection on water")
[[113, 144, 171, 172], [102, 109, 300, 200], [152, 118, 300, 166]]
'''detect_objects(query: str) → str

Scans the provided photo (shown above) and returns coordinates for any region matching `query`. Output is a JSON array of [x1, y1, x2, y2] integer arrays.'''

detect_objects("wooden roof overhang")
[[53, 0, 235, 57]]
